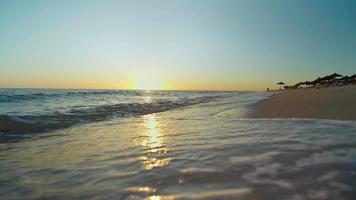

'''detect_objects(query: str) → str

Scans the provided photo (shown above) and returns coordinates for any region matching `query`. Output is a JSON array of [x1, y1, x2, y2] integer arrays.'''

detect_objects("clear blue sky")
[[1, 0, 355, 90]]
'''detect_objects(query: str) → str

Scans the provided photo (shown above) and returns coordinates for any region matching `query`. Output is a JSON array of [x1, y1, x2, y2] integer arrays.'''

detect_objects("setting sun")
[[129, 76, 170, 90]]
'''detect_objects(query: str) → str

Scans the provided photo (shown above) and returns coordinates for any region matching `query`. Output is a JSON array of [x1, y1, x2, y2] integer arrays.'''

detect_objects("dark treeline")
[[284, 73, 356, 89]]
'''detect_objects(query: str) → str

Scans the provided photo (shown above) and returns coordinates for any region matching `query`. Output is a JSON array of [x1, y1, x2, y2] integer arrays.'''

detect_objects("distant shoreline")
[[251, 85, 356, 121]]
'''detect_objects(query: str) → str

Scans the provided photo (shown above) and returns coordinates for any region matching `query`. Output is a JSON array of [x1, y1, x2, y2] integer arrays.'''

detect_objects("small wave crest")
[[0, 115, 43, 142], [0, 95, 219, 137], [0, 93, 54, 103], [0, 90, 137, 103]]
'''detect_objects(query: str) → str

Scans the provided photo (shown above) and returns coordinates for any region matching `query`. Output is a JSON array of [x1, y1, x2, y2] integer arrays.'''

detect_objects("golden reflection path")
[[140, 113, 170, 170]]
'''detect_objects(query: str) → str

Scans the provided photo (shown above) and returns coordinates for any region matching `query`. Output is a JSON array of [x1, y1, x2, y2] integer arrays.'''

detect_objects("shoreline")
[[250, 85, 356, 121]]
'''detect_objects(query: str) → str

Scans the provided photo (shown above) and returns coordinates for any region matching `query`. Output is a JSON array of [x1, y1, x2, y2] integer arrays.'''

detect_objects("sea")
[[0, 89, 356, 200]]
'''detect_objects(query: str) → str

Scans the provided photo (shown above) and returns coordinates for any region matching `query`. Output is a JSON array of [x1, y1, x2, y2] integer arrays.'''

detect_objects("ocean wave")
[[0, 89, 229, 103], [0, 90, 126, 103], [0, 95, 219, 136], [0, 115, 43, 142], [0, 93, 55, 102]]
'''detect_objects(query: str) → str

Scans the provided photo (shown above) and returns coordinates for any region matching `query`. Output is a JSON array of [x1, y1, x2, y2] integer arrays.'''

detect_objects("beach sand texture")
[[253, 85, 356, 120]]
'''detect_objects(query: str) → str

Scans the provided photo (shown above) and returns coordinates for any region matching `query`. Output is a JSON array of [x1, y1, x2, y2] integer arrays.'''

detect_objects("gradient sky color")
[[1, 0, 356, 90]]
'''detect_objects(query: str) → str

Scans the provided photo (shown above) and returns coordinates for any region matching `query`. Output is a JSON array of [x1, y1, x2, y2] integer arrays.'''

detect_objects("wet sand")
[[252, 85, 356, 121]]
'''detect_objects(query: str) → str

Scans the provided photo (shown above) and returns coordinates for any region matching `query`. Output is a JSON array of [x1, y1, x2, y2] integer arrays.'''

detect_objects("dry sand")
[[252, 85, 356, 121]]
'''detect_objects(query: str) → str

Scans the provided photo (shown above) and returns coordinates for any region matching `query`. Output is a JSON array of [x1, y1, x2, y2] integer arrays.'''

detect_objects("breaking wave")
[[0, 95, 220, 135]]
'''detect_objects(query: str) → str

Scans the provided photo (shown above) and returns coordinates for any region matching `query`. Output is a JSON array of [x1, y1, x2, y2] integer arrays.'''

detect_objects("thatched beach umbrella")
[[312, 77, 322, 85], [351, 74, 356, 83], [339, 76, 350, 81], [277, 82, 285, 89], [294, 82, 302, 88], [305, 81, 312, 85], [330, 73, 342, 78], [323, 73, 342, 82]]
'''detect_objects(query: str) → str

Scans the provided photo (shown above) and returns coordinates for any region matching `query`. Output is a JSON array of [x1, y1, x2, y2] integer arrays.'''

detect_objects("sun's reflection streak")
[[139, 113, 170, 170], [146, 195, 175, 200], [143, 91, 153, 103]]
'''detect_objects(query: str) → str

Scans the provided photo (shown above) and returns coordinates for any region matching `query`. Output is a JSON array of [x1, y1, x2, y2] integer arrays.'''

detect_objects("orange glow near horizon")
[[128, 75, 171, 90], [0, 72, 270, 91]]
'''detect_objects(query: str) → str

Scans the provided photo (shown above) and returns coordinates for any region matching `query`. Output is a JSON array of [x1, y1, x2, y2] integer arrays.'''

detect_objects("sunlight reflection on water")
[[140, 114, 170, 170]]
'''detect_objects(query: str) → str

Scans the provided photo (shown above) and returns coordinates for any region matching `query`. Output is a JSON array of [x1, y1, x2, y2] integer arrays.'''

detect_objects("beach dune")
[[252, 85, 356, 121]]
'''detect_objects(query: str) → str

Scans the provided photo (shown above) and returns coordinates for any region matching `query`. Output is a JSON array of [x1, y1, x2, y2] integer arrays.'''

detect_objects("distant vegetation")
[[283, 73, 356, 89]]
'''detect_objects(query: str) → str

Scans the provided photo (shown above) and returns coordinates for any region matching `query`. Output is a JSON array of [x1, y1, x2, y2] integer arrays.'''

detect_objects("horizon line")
[[0, 86, 261, 93]]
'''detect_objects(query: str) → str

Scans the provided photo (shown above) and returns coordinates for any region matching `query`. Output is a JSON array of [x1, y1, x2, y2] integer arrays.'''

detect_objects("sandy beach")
[[252, 85, 356, 120]]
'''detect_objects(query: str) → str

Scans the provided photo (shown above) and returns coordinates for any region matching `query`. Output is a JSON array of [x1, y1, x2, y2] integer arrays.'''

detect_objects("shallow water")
[[0, 89, 262, 137], [1, 89, 356, 199]]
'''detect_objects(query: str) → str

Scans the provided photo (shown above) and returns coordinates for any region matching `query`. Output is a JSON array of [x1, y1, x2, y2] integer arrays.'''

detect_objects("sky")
[[0, 0, 356, 91]]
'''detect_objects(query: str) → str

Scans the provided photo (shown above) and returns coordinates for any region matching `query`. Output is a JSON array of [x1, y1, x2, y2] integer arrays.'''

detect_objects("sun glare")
[[129, 76, 170, 90]]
